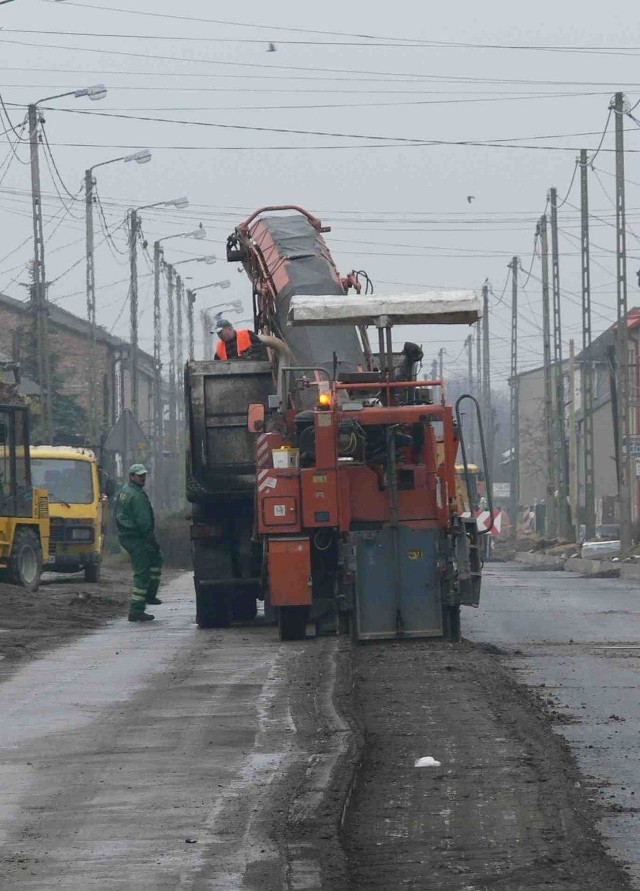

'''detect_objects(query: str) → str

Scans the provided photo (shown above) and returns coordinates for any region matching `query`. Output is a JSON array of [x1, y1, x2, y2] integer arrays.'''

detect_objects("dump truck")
[[186, 206, 489, 639]]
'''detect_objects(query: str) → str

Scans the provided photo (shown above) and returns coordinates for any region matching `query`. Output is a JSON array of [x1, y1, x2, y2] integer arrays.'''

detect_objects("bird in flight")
[[466, 195, 476, 204]]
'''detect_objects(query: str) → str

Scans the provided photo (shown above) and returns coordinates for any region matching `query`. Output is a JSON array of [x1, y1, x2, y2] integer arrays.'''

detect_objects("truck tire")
[[278, 606, 308, 642], [84, 562, 101, 583], [196, 582, 231, 629], [442, 604, 461, 642], [8, 527, 42, 592]]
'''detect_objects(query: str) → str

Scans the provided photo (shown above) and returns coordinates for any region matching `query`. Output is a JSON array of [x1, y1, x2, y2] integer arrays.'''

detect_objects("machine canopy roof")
[[287, 291, 481, 327]]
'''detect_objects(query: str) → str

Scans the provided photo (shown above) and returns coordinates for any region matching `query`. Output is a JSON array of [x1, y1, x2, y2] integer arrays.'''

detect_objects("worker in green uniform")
[[116, 464, 163, 623]]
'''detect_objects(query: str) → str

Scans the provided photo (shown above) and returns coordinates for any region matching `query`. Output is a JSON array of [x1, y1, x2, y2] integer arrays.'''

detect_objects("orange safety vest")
[[215, 329, 253, 360]]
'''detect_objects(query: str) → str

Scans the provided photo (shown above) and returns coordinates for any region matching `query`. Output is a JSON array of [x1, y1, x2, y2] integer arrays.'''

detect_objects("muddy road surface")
[[0, 558, 637, 889], [0, 573, 353, 890]]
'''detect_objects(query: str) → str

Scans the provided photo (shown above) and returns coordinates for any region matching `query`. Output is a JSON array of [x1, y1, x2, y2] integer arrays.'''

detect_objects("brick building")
[[0, 292, 159, 439]]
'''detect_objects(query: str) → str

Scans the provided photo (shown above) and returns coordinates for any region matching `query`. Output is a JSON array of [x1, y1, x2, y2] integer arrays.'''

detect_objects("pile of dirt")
[[0, 563, 133, 672]]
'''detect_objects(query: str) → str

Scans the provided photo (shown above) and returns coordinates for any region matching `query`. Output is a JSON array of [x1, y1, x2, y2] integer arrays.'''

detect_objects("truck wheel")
[[8, 528, 42, 592], [278, 606, 308, 641], [84, 562, 101, 583], [195, 582, 231, 628], [442, 605, 461, 642]]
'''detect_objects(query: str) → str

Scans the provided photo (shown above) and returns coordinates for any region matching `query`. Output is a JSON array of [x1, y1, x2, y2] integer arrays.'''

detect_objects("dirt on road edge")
[[340, 639, 633, 890]]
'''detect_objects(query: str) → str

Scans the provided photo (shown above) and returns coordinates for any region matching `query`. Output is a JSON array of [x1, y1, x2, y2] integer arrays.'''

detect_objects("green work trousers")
[[119, 536, 163, 615]]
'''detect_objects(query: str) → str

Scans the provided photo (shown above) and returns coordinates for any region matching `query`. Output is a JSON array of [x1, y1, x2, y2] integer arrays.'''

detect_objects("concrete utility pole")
[[128, 208, 140, 418], [614, 92, 634, 550], [175, 274, 185, 503], [176, 274, 185, 422], [152, 240, 163, 485], [476, 316, 482, 423], [568, 339, 579, 541], [86, 150, 151, 443], [186, 289, 196, 361], [28, 103, 53, 441], [85, 168, 98, 443], [465, 333, 475, 461], [438, 347, 445, 381], [166, 263, 177, 502], [481, 281, 494, 481], [550, 187, 571, 538], [540, 215, 557, 537], [580, 148, 596, 539], [509, 257, 519, 540]]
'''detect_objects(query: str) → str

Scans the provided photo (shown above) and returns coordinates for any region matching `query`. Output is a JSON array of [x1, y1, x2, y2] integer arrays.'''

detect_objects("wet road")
[[0, 573, 349, 890], [465, 564, 640, 886]]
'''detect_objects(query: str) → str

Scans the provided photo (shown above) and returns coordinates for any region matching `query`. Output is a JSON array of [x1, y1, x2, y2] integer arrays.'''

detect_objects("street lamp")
[[172, 255, 217, 267], [149, 225, 208, 502], [29, 83, 107, 441], [127, 196, 190, 425], [85, 149, 152, 442]]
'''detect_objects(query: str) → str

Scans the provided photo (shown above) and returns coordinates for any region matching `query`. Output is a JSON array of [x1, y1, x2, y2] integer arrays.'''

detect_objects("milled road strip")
[[0, 574, 354, 889]]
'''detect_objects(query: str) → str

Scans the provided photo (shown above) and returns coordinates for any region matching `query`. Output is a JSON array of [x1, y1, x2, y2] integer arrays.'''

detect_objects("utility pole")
[[614, 91, 633, 550], [187, 289, 196, 361], [465, 333, 475, 461], [482, 281, 493, 482], [176, 273, 184, 419], [152, 240, 163, 486], [175, 274, 185, 505], [476, 316, 482, 421], [568, 339, 579, 540], [430, 358, 438, 381], [540, 215, 557, 537], [128, 208, 140, 418], [85, 167, 98, 444], [28, 103, 53, 441], [509, 256, 519, 540], [438, 347, 445, 381], [550, 187, 571, 538], [166, 263, 177, 507], [580, 148, 596, 539]]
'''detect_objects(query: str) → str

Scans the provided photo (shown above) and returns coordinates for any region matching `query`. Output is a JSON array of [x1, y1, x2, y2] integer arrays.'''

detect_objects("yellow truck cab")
[[30, 446, 106, 582]]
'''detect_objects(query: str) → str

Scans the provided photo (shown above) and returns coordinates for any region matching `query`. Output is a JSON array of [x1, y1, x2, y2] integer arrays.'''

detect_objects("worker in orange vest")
[[214, 319, 265, 360]]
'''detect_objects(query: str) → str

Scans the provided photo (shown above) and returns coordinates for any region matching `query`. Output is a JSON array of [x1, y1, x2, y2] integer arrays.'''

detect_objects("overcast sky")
[[0, 0, 638, 385]]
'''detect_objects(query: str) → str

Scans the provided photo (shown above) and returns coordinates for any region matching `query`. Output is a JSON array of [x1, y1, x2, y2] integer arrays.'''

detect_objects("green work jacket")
[[115, 481, 155, 540]]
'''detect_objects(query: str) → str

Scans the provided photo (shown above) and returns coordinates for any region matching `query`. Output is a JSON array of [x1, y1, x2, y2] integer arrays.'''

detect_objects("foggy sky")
[[0, 0, 638, 386]]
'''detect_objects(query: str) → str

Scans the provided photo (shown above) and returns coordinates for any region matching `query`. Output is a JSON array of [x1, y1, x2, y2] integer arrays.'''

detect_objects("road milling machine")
[[185, 206, 489, 641]]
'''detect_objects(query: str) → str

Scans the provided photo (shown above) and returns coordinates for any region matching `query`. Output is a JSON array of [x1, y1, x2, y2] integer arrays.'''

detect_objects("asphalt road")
[[0, 573, 352, 890], [466, 563, 640, 886]]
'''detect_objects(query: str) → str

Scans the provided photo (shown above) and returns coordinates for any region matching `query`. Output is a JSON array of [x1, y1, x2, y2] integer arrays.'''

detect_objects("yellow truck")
[[30, 446, 107, 582], [0, 404, 50, 591]]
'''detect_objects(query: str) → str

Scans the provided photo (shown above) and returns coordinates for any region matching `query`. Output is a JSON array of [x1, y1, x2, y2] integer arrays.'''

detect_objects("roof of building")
[[0, 291, 156, 373], [577, 306, 640, 363]]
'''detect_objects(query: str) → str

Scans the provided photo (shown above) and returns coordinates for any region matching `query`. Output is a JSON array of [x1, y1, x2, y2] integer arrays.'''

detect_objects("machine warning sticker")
[[313, 474, 327, 483], [407, 549, 424, 560], [263, 477, 277, 489], [274, 504, 287, 517]]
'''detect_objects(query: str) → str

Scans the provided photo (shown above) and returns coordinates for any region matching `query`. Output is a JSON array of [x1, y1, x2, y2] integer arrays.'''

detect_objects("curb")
[[514, 552, 566, 569], [515, 552, 630, 578]]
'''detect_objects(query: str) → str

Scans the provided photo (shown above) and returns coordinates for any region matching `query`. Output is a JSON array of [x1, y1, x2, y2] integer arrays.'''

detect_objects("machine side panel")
[[268, 537, 312, 606], [353, 527, 443, 640]]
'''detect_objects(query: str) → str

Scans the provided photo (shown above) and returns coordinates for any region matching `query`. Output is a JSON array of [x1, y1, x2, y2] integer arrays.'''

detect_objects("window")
[[31, 459, 94, 505]]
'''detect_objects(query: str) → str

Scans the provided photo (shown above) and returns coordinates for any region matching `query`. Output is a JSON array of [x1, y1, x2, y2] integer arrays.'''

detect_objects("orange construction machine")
[[186, 206, 489, 641]]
